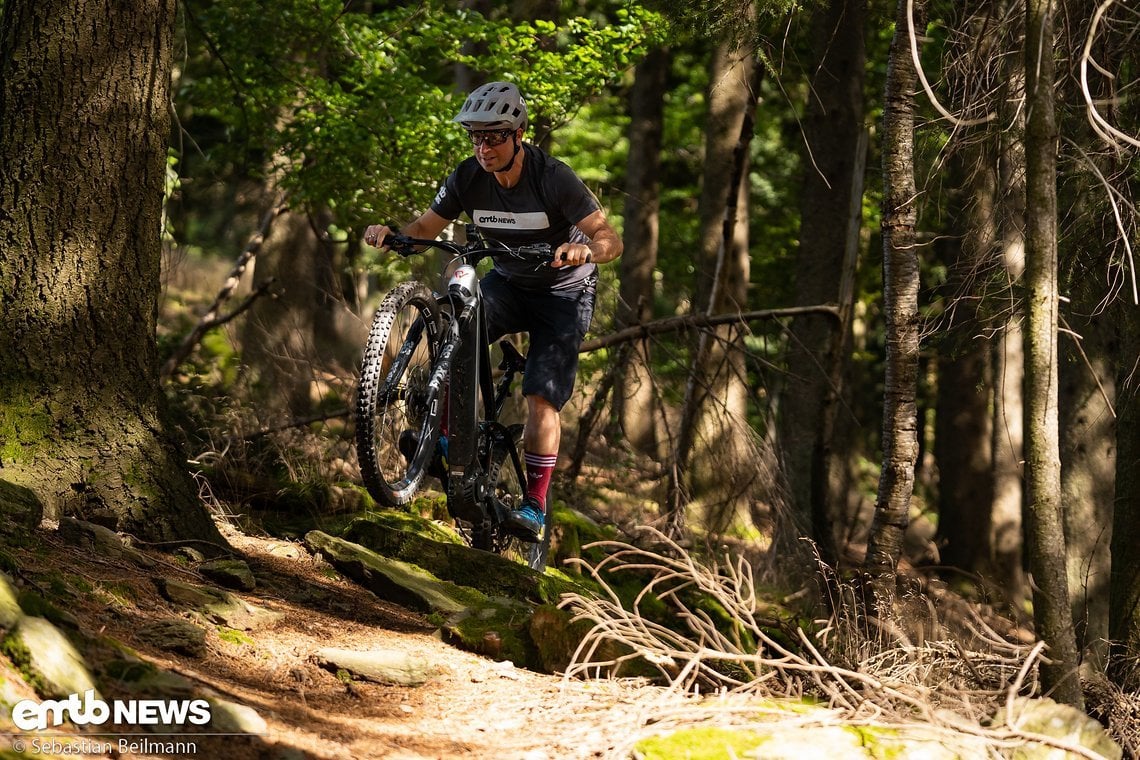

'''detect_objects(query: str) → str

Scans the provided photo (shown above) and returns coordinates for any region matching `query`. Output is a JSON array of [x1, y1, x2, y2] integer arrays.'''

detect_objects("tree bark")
[[934, 145, 996, 575], [774, 0, 866, 570], [863, 0, 923, 611], [1022, 0, 1082, 709], [1111, 304, 1140, 689], [1059, 299, 1114, 678], [989, 39, 1028, 605], [240, 208, 335, 419], [614, 47, 668, 457], [0, 0, 225, 546], [664, 28, 757, 537]]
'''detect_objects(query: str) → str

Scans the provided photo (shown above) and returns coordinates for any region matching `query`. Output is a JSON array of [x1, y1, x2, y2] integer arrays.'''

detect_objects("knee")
[[527, 395, 559, 419]]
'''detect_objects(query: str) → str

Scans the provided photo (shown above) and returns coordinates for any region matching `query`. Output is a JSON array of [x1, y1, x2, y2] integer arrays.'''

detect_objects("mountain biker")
[[363, 81, 622, 542]]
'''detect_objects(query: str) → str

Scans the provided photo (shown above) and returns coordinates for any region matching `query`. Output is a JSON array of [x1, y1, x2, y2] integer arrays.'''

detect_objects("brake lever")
[[515, 243, 553, 270], [387, 234, 418, 258]]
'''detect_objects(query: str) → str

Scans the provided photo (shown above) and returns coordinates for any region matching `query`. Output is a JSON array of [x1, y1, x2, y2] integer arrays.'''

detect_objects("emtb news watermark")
[[12, 690, 211, 731], [8, 690, 212, 754]]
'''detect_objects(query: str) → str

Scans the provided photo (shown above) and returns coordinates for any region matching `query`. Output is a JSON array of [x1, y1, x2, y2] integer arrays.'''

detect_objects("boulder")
[[157, 578, 282, 631], [341, 513, 588, 604], [2, 615, 98, 698], [198, 559, 256, 591], [0, 571, 23, 629], [136, 619, 208, 658], [304, 530, 476, 614], [0, 479, 43, 530], [992, 697, 1123, 760]]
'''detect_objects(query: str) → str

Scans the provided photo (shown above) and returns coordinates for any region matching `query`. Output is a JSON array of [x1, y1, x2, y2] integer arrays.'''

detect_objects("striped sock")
[[524, 451, 557, 512]]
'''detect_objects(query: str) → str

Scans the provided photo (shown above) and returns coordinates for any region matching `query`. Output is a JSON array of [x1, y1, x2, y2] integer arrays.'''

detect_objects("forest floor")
[[4, 510, 688, 760]]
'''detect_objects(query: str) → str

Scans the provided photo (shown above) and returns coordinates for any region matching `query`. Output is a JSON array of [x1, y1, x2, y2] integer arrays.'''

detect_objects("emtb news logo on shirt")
[[473, 209, 549, 230], [12, 690, 212, 730]]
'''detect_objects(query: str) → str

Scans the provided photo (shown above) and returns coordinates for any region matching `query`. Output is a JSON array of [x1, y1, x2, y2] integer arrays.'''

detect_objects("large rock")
[[157, 578, 282, 631], [993, 697, 1123, 760], [0, 571, 23, 629], [304, 530, 476, 614], [0, 479, 43, 530], [2, 616, 98, 698], [305, 531, 544, 669], [198, 559, 256, 591], [136, 619, 208, 658], [57, 517, 156, 569], [341, 513, 587, 604]]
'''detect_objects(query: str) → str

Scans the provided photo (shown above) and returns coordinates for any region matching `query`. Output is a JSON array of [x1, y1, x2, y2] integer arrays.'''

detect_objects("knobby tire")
[[355, 282, 443, 507]]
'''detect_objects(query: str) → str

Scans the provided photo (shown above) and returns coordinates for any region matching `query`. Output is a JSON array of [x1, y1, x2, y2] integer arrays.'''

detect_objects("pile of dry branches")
[[558, 528, 1137, 758]]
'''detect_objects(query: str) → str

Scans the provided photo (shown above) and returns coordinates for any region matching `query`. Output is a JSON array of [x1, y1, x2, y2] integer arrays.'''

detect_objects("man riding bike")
[[364, 81, 622, 542]]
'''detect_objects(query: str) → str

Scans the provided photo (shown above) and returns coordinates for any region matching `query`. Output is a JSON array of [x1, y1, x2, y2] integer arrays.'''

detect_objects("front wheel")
[[355, 282, 443, 507]]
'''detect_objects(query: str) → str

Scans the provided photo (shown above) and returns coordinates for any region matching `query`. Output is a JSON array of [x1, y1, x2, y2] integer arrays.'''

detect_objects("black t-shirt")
[[429, 143, 600, 290]]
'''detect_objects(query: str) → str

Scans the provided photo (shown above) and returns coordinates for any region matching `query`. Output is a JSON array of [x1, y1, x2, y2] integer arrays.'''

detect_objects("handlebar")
[[385, 232, 555, 268]]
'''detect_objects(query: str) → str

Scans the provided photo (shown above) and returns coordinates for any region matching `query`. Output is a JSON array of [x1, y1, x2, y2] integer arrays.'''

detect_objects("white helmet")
[[452, 81, 528, 132]]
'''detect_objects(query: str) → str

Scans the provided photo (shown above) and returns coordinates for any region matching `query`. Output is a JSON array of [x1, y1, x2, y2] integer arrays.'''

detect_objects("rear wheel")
[[355, 282, 443, 507]]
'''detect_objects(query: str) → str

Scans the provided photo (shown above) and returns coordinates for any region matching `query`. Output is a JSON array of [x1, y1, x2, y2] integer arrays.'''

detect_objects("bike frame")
[[437, 256, 526, 522], [387, 229, 542, 533]]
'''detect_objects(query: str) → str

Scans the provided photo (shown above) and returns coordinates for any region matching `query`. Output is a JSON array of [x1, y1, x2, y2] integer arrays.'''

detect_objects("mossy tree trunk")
[[0, 0, 225, 547]]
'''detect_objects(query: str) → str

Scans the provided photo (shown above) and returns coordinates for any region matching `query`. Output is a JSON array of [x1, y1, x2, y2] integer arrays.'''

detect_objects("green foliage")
[[177, 0, 665, 233]]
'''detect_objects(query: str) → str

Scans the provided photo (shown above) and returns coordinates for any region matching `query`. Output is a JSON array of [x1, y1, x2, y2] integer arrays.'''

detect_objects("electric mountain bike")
[[354, 228, 554, 570]]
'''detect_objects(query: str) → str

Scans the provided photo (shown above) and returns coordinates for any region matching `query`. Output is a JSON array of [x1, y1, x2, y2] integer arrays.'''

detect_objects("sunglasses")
[[466, 129, 515, 147]]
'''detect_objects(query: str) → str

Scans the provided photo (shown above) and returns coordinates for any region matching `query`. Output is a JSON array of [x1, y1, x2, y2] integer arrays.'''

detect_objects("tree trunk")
[[934, 144, 996, 575], [990, 41, 1027, 603], [774, 0, 866, 570], [1111, 303, 1140, 689], [0, 0, 225, 546], [240, 208, 336, 420], [1022, 0, 1082, 709], [863, 0, 923, 610], [614, 47, 668, 457], [664, 28, 757, 537], [1059, 298, 1114, 678]]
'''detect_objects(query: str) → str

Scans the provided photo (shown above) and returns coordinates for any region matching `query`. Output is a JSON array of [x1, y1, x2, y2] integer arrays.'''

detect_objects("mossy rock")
[[341, 515, 590, 605], [0, 479, 43, 530], [635, 722, 986, 760], [0, 572, 22, 629], [358, 508, 464, 546], [305, 530, 484, 614], [1, 616, 98, 698], [306, 530, 567, 671], [442, 597, 539, 668], [636, 727, 773, 760], [993, 697, 1123, 760]]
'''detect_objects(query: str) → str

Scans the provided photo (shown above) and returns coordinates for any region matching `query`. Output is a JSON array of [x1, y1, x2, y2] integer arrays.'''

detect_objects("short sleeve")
[[548, 162, 600, 226], [429, 173, 463, 221]]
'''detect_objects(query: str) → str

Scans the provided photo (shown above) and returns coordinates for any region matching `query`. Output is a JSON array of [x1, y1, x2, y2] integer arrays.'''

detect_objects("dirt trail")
[[5, 521, 669, 760]]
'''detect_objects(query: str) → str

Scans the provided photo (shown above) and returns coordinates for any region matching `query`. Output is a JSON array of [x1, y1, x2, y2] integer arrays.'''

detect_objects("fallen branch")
[[556, 529, 1117, 758], [578, 304, 840, 353]]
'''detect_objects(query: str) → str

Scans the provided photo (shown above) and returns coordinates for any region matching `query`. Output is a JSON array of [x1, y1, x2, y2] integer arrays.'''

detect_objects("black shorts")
[[480, 269, 596, 411]]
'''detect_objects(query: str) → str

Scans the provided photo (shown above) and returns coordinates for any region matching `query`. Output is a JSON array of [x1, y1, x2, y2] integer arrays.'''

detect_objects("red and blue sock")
[[524, 451, 557, 512]]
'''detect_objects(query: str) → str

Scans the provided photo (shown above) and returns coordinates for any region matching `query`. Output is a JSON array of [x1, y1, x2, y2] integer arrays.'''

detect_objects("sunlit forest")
[[3, 0, 1140, 755]]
